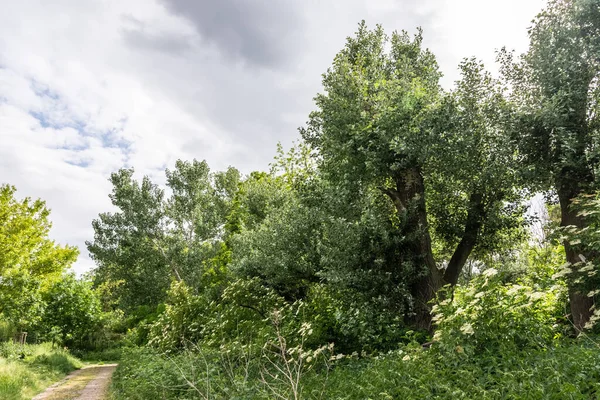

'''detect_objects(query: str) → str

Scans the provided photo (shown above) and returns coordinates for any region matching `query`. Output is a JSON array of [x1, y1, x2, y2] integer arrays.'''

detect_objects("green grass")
[[0, 342, 83, 400]]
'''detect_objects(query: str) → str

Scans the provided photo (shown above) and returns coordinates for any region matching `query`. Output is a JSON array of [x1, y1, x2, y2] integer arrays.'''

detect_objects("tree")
[[500, 0, 600, 329], [230, 182, 322, 300], [165, 160, 240, 288], [87, 169, 170, 311], [302, 23, 524, 329], [87, 161, 241, 311], [0, 184, 78, 330], [41, 273, 101, 348]]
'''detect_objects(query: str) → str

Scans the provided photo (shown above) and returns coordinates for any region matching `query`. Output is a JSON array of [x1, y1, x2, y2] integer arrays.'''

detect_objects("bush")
[[316, 340, 600, 399], [112, 337, 600, 400], [295, 284, 417, 354], [432, 268, 565, 355], [111, 346, 262, 399], [71, 348, 122, 362]]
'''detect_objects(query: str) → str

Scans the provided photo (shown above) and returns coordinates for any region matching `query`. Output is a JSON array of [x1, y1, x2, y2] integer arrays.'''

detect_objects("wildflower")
[[460, 323, 474, 335]]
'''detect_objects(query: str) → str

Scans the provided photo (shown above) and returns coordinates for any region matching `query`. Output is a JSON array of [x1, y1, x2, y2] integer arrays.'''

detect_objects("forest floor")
[[32, 364, 117, 400]]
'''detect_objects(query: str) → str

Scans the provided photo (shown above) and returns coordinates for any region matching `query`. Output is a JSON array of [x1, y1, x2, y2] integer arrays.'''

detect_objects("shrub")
[[432, 268, 565, 355]]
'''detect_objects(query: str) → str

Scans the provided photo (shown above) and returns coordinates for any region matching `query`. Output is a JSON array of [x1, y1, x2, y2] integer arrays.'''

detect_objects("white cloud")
[[0, 0, 547, 273]]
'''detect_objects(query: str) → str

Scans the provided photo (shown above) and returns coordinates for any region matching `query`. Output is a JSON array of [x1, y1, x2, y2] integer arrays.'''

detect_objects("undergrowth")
[[0, 342, 82, 400]]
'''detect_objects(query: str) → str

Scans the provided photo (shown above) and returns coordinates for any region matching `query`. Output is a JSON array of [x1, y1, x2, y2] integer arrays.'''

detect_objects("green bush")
[[316, 340, 600, 399], [111, 346, 263, 400], [111, 338, 600, 400], [71, 347, 122, 362], [432, 268, 565, 355]]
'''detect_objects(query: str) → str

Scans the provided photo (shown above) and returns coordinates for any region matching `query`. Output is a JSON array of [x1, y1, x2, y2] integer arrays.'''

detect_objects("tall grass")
[[0, 342, 82, 400]]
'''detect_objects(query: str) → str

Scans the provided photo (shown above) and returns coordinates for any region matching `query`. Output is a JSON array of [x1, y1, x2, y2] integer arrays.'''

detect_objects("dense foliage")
[[2, 0, 600, 399], [0, 185, 78, 331]]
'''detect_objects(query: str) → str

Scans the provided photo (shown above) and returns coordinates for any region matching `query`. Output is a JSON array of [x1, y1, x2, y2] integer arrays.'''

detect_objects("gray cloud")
[[158, 0, 302, 68], [122, 28, 193, 55]]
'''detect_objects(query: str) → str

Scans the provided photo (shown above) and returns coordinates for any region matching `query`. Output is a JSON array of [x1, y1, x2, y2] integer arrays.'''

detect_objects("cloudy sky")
[[0, 0, 546, 273]]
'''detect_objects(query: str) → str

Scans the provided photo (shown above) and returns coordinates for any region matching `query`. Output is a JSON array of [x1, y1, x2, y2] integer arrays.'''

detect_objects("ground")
[[32, 364, 117, 400]]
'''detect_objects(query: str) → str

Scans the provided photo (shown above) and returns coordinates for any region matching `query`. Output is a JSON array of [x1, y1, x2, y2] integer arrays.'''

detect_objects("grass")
[[0, 342, 83, 400]]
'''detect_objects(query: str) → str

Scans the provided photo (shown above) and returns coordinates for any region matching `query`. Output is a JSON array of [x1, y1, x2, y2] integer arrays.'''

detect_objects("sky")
[[0, 0, 546, 273]]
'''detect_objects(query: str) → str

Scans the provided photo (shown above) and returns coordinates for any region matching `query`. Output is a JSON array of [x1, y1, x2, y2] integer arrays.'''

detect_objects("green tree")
[[87, 161, 241, 311], [40, 273, 102, 348], [230, 185, 322, 300], [0, 184, 78, 330], [87, 169, 170, 311], [164, 160, 240, 288], [499, 0, 600, 329], [302, 24, 524, 329]]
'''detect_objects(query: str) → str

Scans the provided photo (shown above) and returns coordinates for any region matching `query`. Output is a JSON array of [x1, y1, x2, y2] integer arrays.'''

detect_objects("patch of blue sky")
[[27, 82, 133, 158], [65, 158, 91, 168]]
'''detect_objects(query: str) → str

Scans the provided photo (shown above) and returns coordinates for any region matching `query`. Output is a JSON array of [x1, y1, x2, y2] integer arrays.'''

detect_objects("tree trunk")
[[383, 167, 443, 331], [383, 172, 489, 331], [557, 179, 595, 331], [443, 192, 485, 286]]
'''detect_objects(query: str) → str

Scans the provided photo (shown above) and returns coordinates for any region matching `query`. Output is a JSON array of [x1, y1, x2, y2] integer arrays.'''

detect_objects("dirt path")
[[32, 364, 118, 400]]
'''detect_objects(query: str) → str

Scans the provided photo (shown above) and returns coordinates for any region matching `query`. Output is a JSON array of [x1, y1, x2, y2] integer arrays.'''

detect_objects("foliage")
[[87, 161, 240, 312], [499, 0, 600, 189], [147, 278, 283, 353], [499, 0, 600, 328], [111, 337, 600, 400], [39, 273, 103, 349], [432, 268, 566, 355], [301, 21, 527, 329], [0, 185, 78, 329], [4, 3, 600, 400], [86, 169, 171, 311], [317, 340, 600, 400], [556, 192, 600, 330], [230, 187, 322, 300]]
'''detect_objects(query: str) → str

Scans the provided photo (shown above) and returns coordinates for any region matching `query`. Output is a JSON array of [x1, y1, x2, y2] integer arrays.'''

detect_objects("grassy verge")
[[0, 342, 82, 400]]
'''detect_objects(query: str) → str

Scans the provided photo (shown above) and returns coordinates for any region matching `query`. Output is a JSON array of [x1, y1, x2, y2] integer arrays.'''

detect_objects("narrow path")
[[32, 364, 118, 400]]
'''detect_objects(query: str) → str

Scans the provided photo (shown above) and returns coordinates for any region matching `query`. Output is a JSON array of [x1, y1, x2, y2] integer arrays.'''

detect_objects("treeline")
[[2, 0, 600, 398], [88, 0, 599, 344]]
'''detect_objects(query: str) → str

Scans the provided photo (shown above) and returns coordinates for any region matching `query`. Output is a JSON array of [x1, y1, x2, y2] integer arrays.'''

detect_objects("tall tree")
[[0, 184, 78, 329], [165, 160, 240, 288], [302, 24, 524, 329], [87, 169, 170, 311], [500, 0, 600, 329], [87, 161, 240, 311]]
